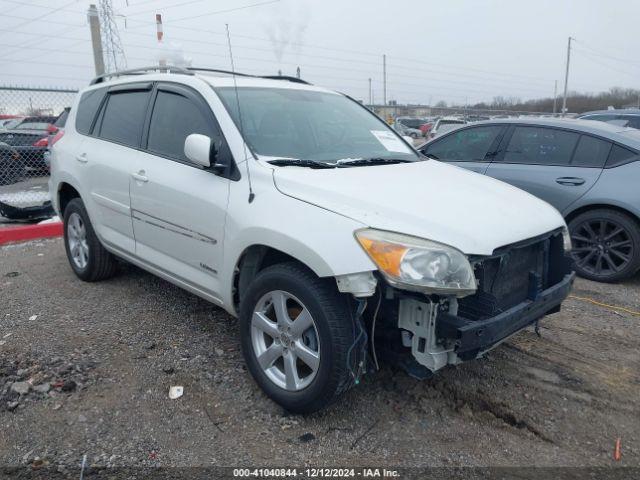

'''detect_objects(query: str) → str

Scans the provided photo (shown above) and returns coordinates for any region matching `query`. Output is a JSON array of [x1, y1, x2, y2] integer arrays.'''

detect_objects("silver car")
[[419, 118, 640, 282]]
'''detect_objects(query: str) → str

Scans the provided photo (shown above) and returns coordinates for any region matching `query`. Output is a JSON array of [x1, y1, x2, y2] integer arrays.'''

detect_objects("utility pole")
[[553, 80, 558, 115], [99, 0, 127, 73], [382, 54, 387, 106], [561, 37, 572, 117], [368, 78, 372, 105], [87, 4, 105, 76]]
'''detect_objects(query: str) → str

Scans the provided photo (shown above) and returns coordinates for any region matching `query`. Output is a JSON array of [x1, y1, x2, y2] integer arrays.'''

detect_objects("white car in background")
[[50, 66, 574, 413], [429, 117, 467, 139]]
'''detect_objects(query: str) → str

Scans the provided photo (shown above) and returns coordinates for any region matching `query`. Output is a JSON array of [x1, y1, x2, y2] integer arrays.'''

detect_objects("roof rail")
[[261, 75, 310, 85], [90, 65, 194, 85], [89, 65, 312, 86], [186, 67, 255, 78], [187, 67, 312, 85]]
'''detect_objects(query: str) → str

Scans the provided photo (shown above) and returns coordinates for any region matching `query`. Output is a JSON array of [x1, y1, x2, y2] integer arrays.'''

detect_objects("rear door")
[[420, 124, 506, 174], [129, 82, 231, 298], [81, 83, 152, 253], [485, 126, 610, 213]]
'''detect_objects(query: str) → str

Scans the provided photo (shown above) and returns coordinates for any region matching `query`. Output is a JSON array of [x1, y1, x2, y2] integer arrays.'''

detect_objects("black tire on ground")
[[63, 198, 118, 282], [239, 262, 356, 414], [568, 208, 640, 282]]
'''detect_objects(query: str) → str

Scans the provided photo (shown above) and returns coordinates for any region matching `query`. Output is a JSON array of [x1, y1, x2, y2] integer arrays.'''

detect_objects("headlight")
[[355, 229, 476, 296], [562, 226, 572, 252]]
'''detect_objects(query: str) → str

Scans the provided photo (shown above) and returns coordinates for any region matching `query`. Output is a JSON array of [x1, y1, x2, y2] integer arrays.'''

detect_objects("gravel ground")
[[1, 239, 638, 472]]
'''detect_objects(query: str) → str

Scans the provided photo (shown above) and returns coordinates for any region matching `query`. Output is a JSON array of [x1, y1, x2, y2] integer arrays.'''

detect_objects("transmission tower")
[[99, 0, 127, 73]]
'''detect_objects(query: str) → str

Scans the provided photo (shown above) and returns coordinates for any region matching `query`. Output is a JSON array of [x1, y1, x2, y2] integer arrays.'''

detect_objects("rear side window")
[[147, 90, 216, 162], [98, 90, 150, 147], [626, 116, 640, 129], [424, 126, 503, 161], [571, 135, 611, 168], [503, 127, 579, 165], [606, 144, 639, 168], [75, 88, 106, 135]]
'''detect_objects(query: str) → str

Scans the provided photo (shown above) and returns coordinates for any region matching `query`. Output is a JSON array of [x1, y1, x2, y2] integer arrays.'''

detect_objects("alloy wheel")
[[67, 212, 89, 270], [250, 290, 320, 391], [571, 218, 633, 277]]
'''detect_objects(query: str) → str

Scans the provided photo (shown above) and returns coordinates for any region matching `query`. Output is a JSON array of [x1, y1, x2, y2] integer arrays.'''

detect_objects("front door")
[[129, 83, 230, 298], [420, 125, 506, 175]]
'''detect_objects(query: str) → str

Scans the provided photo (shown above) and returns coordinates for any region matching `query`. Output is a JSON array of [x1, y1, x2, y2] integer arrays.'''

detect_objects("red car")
[[419, 122, 433, 136]]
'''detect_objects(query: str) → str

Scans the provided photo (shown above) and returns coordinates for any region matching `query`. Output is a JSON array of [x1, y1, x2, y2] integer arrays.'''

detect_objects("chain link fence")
[[0, 86, 78, 222]]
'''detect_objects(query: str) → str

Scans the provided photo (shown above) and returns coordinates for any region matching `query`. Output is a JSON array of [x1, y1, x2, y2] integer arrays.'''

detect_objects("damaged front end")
[[364, 228, 574, 377]]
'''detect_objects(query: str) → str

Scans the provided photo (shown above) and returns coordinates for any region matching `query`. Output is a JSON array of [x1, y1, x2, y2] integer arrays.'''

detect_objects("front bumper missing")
[[436, 272, 575, 360]]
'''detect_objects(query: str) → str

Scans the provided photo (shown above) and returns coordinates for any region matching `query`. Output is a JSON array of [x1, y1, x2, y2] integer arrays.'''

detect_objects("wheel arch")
[[565, 203, 640, 227], [232, 244, 323, 313], [57, 181, 81, 217]]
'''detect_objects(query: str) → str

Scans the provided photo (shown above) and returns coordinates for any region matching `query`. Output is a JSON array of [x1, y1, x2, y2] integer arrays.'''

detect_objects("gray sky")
[[1, 0, 638, 106]]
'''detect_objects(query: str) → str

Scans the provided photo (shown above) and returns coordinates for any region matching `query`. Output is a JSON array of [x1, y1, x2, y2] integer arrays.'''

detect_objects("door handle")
[[75, 153, 88, 163], [556, 176, 585, 186], [131, 171, 148, 183]]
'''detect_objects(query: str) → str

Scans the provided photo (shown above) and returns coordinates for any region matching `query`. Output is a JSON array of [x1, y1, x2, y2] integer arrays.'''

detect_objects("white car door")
[[82, 83, 152, 253], [129, 83, 231, 299]]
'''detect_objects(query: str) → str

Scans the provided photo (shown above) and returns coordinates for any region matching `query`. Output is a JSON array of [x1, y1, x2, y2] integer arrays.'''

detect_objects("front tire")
[[63, 198, 118, 282], [239, 262, 356, 413], [569, 208, 640, 282]]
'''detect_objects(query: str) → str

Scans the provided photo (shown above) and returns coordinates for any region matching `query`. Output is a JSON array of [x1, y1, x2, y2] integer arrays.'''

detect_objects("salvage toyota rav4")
[[50, 67, 574, 413]]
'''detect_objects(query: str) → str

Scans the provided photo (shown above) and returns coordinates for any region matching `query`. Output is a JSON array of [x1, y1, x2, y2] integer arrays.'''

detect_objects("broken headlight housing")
[[355, 229, 476, 296]]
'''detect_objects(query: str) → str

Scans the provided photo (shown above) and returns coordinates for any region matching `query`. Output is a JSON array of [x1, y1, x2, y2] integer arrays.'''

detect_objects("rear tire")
[[239, 262, 356, 413], [63, 198, 118, 282], [568, 208, 640, 282]]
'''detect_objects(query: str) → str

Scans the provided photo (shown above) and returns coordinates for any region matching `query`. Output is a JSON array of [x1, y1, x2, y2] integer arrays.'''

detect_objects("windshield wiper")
[[267, 159, 337, 169], [336, 158, 413, 167]]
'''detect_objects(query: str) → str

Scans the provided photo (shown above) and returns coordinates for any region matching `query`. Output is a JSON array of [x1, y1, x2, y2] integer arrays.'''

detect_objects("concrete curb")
[[0, 222, 63, 245]]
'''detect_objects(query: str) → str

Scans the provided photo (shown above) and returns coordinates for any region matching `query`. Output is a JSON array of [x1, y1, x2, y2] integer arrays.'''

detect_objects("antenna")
[[226, 23, 255, 203]]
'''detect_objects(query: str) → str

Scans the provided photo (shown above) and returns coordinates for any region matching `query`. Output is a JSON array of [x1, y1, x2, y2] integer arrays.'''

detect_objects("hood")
[[272, 160, 566, 256]]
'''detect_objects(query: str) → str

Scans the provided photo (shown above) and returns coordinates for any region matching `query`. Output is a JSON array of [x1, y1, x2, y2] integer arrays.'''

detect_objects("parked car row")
[[419, 118, 640, 282], [50, 67, 575, 413], [0, 109, 69, 185]]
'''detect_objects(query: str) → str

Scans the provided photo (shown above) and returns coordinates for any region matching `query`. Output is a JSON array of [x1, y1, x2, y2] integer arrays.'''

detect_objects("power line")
[[125, 0, 281, 24], [573, 48, 639, 78], [573, 39, 640, 66], [0, 0, 80, 39], [0, 6, 585, 89]]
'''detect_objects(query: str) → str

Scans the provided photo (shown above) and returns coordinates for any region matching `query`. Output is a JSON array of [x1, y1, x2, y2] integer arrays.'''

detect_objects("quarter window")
[[571, 135, 611, 168], [99, 90, 150, 147], [147, 90, 215, 162], [423, 126, 503, 161], [606, 144, 638, 168], [75, 88, 106, 135], [503, 127, 579, 165]]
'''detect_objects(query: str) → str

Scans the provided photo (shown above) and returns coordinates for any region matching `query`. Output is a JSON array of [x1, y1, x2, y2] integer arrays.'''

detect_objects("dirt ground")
[[0, 239, 638, 472]]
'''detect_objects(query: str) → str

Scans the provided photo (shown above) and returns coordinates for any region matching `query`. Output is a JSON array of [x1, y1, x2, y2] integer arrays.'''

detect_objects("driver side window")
[[423, 126, 504, 161]]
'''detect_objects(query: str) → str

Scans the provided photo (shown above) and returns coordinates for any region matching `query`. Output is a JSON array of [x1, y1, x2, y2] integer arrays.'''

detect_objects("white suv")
[[50, 67, 574, 413]]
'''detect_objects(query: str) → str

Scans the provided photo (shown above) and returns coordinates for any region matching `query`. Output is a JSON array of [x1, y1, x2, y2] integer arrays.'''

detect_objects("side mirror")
[[402, 135, 414, 144], [184, 133, 212, 168]]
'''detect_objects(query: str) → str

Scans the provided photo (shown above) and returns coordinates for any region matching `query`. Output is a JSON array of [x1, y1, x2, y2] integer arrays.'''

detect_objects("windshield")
[[215, 87, 419, 163]]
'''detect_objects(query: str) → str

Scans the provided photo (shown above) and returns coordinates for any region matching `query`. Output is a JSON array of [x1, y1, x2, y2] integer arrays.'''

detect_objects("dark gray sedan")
[[419, 118, 640, 282]]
